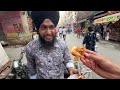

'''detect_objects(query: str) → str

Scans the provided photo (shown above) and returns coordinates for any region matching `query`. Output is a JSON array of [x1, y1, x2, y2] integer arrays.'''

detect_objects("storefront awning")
[[93, 13, 120, 25], [78, 19, 86, 23]]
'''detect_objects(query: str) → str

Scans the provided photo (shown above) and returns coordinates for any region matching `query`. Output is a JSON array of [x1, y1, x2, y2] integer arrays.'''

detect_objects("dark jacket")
[[83, 32, 96, 50]]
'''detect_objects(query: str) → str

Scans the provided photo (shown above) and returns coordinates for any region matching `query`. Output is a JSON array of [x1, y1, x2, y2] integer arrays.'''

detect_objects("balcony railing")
[[93, 11, 106, 16]]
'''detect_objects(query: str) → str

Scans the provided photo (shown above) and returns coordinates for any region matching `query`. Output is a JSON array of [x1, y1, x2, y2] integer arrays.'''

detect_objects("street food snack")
[[70, 46, 86, 61], [70, 46, 86, 79]]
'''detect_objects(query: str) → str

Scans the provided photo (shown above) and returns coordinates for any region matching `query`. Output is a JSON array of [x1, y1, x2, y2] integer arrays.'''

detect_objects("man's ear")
[[55, 28, 58, 33]]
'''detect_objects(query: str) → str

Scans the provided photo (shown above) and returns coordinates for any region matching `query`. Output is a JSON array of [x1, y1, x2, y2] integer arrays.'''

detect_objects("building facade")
[[0, 11, 32, 45]]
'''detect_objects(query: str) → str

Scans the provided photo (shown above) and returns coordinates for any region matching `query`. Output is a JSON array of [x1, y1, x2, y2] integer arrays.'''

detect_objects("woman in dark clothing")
[[83, 26, 96, 51]]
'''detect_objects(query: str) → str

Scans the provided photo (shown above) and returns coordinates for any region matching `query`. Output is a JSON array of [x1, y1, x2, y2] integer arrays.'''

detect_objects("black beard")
[[38, 34, 56, 48]]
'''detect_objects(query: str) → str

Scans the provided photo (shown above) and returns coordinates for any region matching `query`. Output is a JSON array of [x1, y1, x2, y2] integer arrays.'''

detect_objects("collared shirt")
[[62, 28, 67, 35], [59, 28, 63, 34], [25, 38, 72, 79]]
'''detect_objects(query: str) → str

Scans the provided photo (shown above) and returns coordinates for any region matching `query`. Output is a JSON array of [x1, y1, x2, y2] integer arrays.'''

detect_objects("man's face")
[[39, 19, 56, 42]]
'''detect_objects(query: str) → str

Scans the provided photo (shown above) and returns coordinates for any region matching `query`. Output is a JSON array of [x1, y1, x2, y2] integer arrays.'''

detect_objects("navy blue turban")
[[31, 11, 60, 30]]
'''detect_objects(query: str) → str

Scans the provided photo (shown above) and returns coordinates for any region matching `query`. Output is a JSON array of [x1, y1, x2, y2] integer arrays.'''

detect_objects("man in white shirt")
[[58, 27, 63, 38]]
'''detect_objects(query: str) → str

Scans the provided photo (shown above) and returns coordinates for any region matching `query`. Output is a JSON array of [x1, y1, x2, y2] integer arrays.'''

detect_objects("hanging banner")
[[94, 13, 120, 24]]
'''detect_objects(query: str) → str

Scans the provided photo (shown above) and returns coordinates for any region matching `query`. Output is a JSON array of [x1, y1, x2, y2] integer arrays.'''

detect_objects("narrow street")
[[0, 11, 120, 79], [3, 32, 120, 79]]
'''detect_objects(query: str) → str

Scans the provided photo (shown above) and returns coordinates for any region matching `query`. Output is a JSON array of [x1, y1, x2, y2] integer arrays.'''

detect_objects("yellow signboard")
[[94, 13, 120, 24], [6, 32, 18, 38]]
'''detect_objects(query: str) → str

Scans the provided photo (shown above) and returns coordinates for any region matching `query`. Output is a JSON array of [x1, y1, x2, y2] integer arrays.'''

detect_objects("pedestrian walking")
[[105, 25, 110, 40], [95, 24, 101, 35], [76, 26, 81, 38], [62, 26, 67, 40], [83, 26, 96, 52], [58, 27, 63, 38], [103, 24, 107, 39], [100, 24, 104, 39]]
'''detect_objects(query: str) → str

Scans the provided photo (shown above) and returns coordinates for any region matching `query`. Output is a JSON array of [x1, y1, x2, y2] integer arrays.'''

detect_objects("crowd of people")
[[95, 23, 111, 40], [25, 11, 120, 79]]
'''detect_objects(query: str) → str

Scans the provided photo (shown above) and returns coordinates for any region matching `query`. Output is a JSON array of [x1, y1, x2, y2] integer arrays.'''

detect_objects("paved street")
[[65, 32, 120, 79], [3, 32, 120, 79]]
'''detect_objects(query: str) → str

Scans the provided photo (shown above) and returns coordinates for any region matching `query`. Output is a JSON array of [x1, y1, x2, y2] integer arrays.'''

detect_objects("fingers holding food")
[[70, 46, 86, 61]]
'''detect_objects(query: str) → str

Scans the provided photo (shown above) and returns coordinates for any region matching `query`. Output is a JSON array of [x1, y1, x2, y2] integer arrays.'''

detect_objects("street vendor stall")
[[94, 12, 120, 41], [109, 19, 120, 41], [94, 12, 120, 24]]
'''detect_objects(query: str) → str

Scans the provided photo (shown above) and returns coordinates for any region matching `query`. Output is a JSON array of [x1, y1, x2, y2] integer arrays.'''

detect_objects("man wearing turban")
[[25, 11, 80, 79]]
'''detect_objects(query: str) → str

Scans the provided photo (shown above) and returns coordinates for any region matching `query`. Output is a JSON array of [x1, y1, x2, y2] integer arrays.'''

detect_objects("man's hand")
[[68, 67, 80, 75], [68, 67, 85, 79]]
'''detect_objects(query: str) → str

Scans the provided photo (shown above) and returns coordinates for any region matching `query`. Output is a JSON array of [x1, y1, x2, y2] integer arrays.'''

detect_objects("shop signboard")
[[0, 12, 24, 33], [0, 12, 31, 45], [94, 13, 120, 24]]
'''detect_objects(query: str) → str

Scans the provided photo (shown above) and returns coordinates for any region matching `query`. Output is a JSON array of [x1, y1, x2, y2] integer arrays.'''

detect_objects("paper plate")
[[67, 74, 78, 79]]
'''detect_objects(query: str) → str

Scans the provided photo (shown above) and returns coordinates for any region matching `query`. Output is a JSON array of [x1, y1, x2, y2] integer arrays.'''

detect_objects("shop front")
[[108, 20, 120, 41], [0, 11, 32, 45], [94, 12, 120, 24], [94, 13, 120, 41]]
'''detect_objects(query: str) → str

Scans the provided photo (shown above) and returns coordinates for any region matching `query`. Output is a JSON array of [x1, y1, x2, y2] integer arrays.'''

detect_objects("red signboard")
[[0, 11, 24, 33]]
